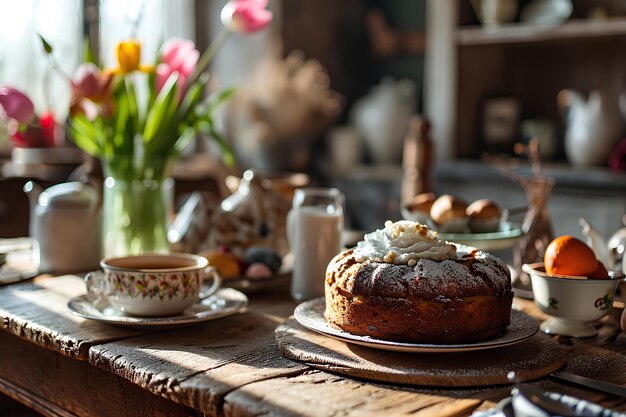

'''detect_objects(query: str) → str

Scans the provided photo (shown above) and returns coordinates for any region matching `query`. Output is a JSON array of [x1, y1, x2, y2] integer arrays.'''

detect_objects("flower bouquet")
[[0, 84, 84, 179], [0, 86, 57, 148], [63, 0, 271, 256]]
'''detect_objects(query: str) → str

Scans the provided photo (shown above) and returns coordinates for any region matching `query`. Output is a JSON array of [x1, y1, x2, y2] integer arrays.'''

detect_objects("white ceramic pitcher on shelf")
[[557, 89, 623, 166], [350, 78, 416, 165]]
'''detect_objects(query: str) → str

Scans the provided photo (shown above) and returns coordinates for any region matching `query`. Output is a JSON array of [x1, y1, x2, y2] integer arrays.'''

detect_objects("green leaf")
[[172, 126, 197, 157], [147, 69, 158, 111], [72, 133, 101, 157], [205, 86, 237, 114], [194, 87, 237, 118], [179, 81, 205, 118], [38, 34, 53, 54], [123, 78, 141, 137], [196, 119, 234, 166], [69, 115, 102, 157], [142, 73, 179, 145], [114, 93, 130, 143]]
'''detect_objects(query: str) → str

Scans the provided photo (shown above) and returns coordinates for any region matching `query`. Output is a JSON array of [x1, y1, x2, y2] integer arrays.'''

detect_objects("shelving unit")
[[425, 0, 626, 160], [457, 18, 626, 46], [422, 0, 626, 240]]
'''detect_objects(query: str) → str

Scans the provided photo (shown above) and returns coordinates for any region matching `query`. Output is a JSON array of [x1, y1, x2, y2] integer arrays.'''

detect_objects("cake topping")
[[354, 220, 456, 264]]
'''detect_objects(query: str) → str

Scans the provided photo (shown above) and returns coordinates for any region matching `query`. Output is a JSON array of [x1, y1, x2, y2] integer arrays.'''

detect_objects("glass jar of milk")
[[287, 188, 344, 302]]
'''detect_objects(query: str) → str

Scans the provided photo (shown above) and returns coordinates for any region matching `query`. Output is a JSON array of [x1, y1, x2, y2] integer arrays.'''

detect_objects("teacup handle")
[[198, 267, 222, 300], [85, 271, 108, 305]]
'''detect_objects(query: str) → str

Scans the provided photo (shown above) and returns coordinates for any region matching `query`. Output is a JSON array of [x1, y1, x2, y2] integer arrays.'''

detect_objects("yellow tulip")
[[112, 40, 153, 74]]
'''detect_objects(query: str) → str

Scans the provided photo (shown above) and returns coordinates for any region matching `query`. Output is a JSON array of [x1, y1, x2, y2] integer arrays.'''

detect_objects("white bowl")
[[522, 262, 624, 337]]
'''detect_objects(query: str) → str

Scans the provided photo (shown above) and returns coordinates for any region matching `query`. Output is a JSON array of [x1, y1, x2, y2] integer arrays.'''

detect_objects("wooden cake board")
[[276, 318, 569, 387]]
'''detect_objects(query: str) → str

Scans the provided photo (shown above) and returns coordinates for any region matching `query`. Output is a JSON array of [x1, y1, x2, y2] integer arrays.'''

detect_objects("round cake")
[[324, 220, 513, 344]]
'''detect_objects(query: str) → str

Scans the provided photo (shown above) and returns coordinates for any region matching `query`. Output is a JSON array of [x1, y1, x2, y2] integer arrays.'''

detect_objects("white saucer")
[[294, 298, 539, 353], [540, 317, 598, 338], [67, 288, 248, 329]]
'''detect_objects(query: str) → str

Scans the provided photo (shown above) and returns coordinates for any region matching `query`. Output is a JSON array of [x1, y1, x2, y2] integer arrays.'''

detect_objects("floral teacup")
[[85, 253, 221, 317]]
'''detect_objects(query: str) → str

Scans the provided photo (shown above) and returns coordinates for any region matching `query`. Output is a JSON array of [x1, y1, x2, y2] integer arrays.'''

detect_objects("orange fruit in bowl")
[[589, 261, 609, 279], [544, 235, 597, 277]]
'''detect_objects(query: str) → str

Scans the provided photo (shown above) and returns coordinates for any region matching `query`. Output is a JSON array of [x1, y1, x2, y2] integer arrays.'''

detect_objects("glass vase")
[[103, 174, 173, 257], [514, 175, 555, 284]]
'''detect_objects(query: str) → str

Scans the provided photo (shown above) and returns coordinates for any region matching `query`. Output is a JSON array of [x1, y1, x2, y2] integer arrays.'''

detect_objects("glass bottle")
[[287, 188, 344, 302]]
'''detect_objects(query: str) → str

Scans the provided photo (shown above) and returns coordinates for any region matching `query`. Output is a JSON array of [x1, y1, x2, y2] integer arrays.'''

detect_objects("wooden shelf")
[[456, 18, 626, 46]]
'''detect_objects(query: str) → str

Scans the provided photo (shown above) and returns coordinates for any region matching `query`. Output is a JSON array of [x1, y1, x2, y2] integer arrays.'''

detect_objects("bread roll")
[[430, 194, 469, 233], [467, 199, 501, 233], [404, 192, 436, 224]]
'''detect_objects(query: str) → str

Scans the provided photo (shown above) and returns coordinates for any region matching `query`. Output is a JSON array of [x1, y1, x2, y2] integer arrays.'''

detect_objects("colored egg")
[[202, 250, 241, 278], [244, 247, 282, 272], [245, 262, 273, 278]]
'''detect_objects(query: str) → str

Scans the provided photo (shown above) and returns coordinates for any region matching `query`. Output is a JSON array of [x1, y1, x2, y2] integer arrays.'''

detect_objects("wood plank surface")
[[0, 275, 144, 359], [223, 370, 490, 417], [2, 273, 626, 417], [275, 318, 569, 387], [0, 331, 203, 417], [224, 354, 626, 417], [88, 311, 307, 416], [0, 374, 79, 417]]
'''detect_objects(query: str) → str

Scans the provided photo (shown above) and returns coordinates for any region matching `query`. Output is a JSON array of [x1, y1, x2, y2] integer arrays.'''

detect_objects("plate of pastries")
[[402, 193, 523, 251]]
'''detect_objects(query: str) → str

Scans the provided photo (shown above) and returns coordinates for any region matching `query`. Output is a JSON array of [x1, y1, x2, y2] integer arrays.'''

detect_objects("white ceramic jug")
[[350, 78, 416, 165], [557, 89, 623, 166], [24, 181, 102, 273], [471, 0, 518, 28]]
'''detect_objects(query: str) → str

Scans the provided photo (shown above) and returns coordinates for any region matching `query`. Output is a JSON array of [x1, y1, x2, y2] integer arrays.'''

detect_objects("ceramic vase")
[[558, 89, 623, 166], [350, 78, 416, 165], [471, 0, 518, 28]]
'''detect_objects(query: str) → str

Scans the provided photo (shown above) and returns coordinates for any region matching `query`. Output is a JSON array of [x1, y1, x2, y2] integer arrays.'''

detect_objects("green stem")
[[188, 28, 232, 86], [104, 174, 172, 256]]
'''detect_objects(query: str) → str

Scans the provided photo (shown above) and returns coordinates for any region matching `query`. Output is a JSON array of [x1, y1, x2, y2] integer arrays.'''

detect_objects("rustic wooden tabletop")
[[1, 274, 625, 417]]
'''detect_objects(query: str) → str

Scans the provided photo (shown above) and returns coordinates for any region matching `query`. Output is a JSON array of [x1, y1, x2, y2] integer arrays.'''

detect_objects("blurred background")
[[0, 0, 625, 246]]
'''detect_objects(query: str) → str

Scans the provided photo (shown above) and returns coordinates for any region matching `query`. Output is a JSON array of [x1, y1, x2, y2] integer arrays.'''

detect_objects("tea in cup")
[[85, 253, 222, 317]]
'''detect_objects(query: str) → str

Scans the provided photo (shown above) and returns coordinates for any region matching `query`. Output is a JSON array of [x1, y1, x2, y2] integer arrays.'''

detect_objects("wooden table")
[[1, 275, 626, 417]]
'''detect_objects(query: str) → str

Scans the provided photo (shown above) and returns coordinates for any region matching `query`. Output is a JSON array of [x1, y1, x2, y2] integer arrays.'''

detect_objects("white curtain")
[[0, 0, 195, 113], [100, 0, 195, 68], [0, 0, 82, 119], [206, 0, 278, 89], [0, 0, 277, 148]]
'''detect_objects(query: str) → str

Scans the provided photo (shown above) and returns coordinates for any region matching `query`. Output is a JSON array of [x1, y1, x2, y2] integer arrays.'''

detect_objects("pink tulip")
[[0, 85, 34, 123], [71, 63, 112, 99], [156, 38, 199, 95], [220, 0, 273, 34], [70, 63, 114, 119]]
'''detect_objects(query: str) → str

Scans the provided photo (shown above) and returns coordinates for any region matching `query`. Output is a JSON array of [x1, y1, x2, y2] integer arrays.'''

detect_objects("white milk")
[[288, 206, 343, 302]]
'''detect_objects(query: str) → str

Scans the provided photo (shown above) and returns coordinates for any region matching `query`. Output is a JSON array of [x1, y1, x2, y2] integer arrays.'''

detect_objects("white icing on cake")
[[354, 220, 456, 264]]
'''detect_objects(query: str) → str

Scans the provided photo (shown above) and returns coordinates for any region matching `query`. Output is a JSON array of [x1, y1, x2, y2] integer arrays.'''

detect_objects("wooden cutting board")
[[276, 318, 569, 387]]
